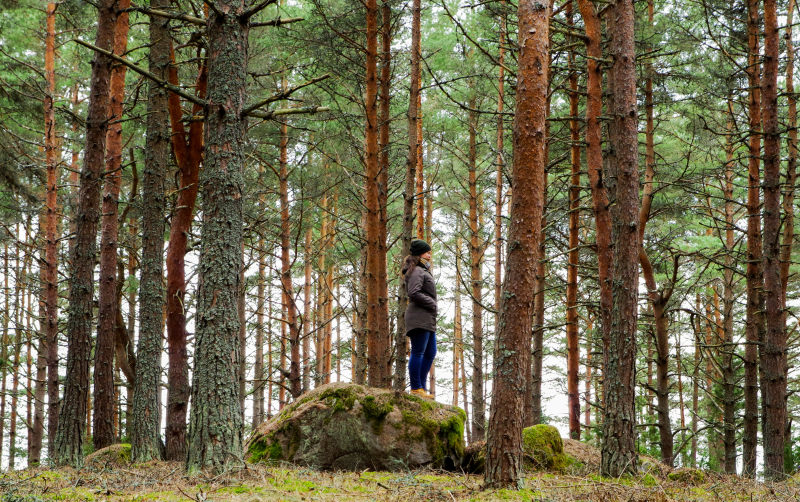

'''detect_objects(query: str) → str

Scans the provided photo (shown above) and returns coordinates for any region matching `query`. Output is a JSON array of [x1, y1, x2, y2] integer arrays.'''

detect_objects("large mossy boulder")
[[245, 382, 466, 471], [522, 424, 571, 471]]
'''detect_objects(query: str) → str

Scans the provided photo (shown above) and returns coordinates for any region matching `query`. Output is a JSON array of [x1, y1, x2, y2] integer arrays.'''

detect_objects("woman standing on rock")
[[401, 239, 437, 399]]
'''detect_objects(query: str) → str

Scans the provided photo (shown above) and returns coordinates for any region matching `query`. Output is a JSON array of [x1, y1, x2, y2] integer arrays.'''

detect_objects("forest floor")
[[2, 459, 800, 502]]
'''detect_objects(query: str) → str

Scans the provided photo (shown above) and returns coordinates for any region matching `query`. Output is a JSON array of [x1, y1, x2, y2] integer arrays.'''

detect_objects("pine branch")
[[73, 39, 207, 108], [241, 74, 331, 116]]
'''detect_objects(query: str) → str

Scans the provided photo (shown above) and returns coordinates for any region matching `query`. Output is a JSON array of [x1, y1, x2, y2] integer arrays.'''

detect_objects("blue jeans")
[[408, 330, 436, 390]]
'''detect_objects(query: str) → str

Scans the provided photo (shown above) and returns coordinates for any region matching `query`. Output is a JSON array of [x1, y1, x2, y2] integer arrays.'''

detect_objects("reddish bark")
[[164, 42, 207, 461], [782, 0, 797, 302], [484, 0, 548, 488], [377, 0, 391, 387], [396, 0, 421, 391], [761, 0, 786, 479], [365, 0, 391, 388], [94, 0, 131, 451], [576, 0, 612, 346], [35, 1, 59, 466], [53, 0, 119, 467], [565, 0, 581, 441], [742, 0, 763, 477]]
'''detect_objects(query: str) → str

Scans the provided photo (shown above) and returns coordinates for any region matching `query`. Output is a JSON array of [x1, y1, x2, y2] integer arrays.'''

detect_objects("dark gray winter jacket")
[[404, 261, 437, 334]]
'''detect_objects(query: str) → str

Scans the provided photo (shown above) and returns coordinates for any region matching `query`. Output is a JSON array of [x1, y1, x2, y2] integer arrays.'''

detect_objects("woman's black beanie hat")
[[410, 239, 432, 256]]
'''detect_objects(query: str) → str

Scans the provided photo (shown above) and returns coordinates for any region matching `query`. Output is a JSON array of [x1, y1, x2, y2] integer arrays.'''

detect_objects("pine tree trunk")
[[253, 238, 267, 426], [782, 0, 797, 304], [378, 0, 392, 387], [186, 0, 248, 471], [576, 0, 612, 349], [303, 230, 312, 391], [485, 0, 548, 487], [742, 0, 764, 477], [365, 0, 391, 388], [94, 0, 131, 451], [34, 2, 59, 466], [53, 0, 119, 467], [395, 0, 421, 392], [761, 0, 786, 479], [130, 0, 169, 462], [601, 0, 640, 477], [721, 103, 737, 474], [529, 93, 550, 427], [165, 43, 207, 461], [0, 246, 7, 463], [565, 0, 581, 441], [468, 96, 485, 441], [494, 1, 506, 381]]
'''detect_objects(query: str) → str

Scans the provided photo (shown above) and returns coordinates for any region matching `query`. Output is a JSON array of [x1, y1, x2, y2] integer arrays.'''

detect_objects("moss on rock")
[[522, 425, 571, 471], [668, 467, 705, 485], [245, 382, 466, 471], [84, 443, 131, 468]]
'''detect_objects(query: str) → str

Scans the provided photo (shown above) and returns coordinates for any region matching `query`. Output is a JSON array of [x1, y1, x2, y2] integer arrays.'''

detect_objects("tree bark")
[[395, 0, 421, 392], [34, 2, 59, 466], [379, 0, 392, 389], [165, 41, 207, 461], [601, 0, 640, 477], [468, 94, 485, 441], [484, 0, 548, 488], [186, 0, 248, 471], [53, 0, 119, 467], [761, 0, 786, 479], [565, 0, 581, 441], [94, 0, 131, 451], [130, 0, 170, 462], [742, 0, 764, 477], [576, 0, 612, 347], [365, 0, 391, 388]]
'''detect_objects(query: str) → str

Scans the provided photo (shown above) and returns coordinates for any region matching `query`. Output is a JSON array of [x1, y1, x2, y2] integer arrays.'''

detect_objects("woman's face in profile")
[[421, 250, 432, 261]]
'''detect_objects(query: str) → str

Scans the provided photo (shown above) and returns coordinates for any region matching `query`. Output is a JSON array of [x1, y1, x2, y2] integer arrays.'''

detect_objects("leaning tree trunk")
[[761, 0, 786, 480], [130, 0, 169, 462], [484, 0, 549, 489], [186, 0, 248, 472], [601, 0, 640, 477], [742, 0, 764, 477], [94, 0, 131, 451], [53, 0, 119, 468]]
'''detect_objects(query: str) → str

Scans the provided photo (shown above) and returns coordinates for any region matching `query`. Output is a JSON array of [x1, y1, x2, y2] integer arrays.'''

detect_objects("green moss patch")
[[522, 424, 571, 471]]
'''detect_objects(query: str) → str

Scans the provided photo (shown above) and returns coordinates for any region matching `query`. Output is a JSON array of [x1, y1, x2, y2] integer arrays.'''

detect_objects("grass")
[[1, 461, 799, 501]]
